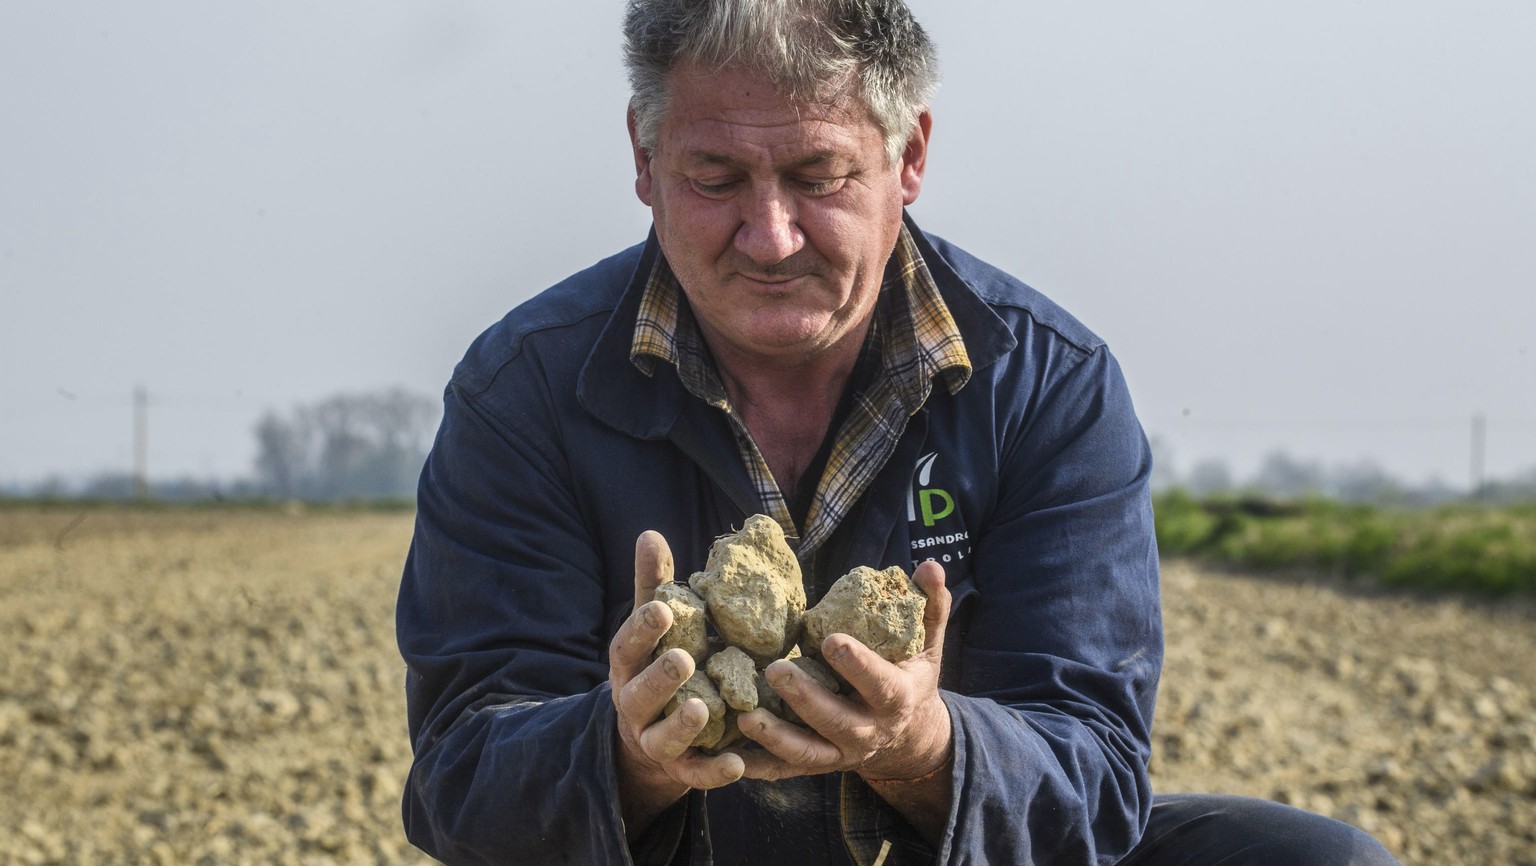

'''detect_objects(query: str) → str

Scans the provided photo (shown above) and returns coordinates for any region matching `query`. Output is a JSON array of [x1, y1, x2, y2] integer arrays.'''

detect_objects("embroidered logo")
[[909, 453, 953, 527], [907, 452, 972, 570]]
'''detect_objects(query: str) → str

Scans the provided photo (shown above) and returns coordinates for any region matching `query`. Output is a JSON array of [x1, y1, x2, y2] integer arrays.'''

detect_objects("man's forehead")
[[659, 66, 882, 165]]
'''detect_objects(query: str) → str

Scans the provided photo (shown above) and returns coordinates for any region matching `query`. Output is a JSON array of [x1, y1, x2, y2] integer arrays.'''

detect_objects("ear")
[[627, 106, 655, 206], [898, 108, 933, 206]]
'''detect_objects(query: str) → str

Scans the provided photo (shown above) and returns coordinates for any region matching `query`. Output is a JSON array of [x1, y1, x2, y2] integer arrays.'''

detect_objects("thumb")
[[913, 561, 950, 654], [634, 530, 675, 610]]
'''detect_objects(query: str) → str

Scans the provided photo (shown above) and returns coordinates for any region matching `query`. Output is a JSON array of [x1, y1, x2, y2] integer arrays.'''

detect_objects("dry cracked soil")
[[1, 507, 1532, 865]]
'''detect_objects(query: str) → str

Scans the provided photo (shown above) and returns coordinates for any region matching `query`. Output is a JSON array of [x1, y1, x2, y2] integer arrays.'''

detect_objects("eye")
[[796, 177, 846, 196], [690, 178, 740, 198]]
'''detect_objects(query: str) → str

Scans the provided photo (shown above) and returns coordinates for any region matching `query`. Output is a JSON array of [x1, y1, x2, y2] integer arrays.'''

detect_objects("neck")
[[706, 324, 869, 498], [702, 313, 870, 411]]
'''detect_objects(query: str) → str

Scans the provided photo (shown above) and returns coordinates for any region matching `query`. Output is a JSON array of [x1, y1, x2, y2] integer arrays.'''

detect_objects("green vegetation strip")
[[1155, 492, 1536, 595], [0, 496, 416, 513]]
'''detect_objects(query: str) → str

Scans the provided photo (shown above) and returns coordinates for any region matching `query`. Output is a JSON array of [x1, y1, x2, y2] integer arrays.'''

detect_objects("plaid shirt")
[[630, 224, 970, 865], [631, 224, 972, 565]]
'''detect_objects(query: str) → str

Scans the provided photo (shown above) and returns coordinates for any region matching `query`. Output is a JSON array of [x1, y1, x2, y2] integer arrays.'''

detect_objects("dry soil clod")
[[802, 565, 927, 665], [755, 670, 785, 718], [706, 646, 760, 713], [654, 582, 710, 664], [658, 517, 927, 748], [666, 671, 728, 751], [689, 515, 806, 666]]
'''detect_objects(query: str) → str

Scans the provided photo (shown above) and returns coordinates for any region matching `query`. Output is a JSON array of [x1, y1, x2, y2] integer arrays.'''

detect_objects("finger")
[[912, 560, 951, 653], [820, 634, 906, 712], [667, 746, 746, 790], [762, 658, 867, 739], [734, 747, 797, 782], [609, 600, 674, 686], [633, 530, 674, 610], [635, 693, 708, 763], [635, 696, 745, 790], [736, 708, 842, 779], [616, 647, 693, 724]]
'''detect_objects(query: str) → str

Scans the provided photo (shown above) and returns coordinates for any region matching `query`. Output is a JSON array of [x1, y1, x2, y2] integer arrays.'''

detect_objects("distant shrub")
[[1153, 492, 1536, 595], [1151, 490, 1218, 554], [1379, 520, 1536, 594]]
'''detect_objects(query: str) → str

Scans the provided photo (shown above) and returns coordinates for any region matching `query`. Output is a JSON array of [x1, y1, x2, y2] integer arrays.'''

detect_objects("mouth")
[[737, 272, 810, 291]]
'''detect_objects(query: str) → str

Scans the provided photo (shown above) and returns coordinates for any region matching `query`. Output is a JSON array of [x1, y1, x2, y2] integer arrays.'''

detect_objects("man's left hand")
[[735, 561, 952, 782]]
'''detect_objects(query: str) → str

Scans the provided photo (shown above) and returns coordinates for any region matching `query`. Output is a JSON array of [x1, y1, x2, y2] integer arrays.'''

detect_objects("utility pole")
[[134, 385, 148, 500], [1470, 411, 1486, 500]]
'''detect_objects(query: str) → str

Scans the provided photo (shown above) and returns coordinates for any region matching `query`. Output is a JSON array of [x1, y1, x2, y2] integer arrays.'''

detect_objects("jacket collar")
[[575, 228, 687, 440], [902, 211, 1018, 374]]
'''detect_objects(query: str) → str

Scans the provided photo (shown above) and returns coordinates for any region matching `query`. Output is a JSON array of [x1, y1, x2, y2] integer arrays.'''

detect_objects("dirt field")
[[2, 507, 1532, 865]]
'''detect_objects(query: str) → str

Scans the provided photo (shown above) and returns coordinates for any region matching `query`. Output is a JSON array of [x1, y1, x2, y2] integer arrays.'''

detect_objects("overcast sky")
[[3, 1, 1534, 491]]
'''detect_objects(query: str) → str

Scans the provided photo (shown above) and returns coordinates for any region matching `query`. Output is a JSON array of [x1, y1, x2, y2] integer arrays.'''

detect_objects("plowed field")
[[2, 507, 1531, 864]]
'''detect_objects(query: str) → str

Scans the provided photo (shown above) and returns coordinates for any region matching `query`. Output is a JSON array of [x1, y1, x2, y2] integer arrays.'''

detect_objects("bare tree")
[[1251, 451, 1325, 499], [254, 410, 313, 498], [1185, 459, 1234, 498], [1327, 460, 1404, 504], [253, 389, 438, 499]]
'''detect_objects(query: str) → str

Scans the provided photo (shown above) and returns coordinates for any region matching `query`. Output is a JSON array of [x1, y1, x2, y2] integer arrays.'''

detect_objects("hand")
[[735, 561, 953, 783], [609, 531, 744, 838]]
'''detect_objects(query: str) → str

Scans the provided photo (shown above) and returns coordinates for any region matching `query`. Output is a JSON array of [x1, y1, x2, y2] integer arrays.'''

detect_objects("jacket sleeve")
[[932, 343, 1161, 866], [396, 380, 644, 865]]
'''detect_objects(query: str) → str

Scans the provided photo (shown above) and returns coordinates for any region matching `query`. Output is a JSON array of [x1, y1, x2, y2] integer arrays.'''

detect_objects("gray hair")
[[623, 0, 940, 164]]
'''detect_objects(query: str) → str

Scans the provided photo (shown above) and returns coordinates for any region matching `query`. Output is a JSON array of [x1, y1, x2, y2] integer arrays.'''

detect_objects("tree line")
[[1150, 439, 1536, 506], [7, 391, 1535, 506], [251, 388, 437, 500], [7, 388, 439, 502]]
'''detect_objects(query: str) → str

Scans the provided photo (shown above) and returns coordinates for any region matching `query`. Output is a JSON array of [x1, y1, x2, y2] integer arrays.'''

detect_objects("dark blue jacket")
[[397, 218, 1162, 865]]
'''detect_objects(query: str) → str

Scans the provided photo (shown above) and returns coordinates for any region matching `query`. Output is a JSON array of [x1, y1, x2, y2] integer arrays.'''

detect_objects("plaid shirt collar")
[[630, 223, 971, 560]]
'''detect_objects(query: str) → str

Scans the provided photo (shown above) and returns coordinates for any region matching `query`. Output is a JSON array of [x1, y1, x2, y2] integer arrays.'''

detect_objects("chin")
[[742, 311, 838, 344]]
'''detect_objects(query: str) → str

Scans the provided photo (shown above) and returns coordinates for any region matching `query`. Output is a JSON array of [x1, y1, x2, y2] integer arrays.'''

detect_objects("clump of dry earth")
[[1, 508, 1532, 865], [660, 515, 926, 750]]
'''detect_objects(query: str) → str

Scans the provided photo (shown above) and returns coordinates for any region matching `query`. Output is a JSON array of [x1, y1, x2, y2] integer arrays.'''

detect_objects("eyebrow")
[[683, 150, 846, 172]]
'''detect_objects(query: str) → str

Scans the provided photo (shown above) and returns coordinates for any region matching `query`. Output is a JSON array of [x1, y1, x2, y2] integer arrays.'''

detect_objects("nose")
[[733, 183, 804, 266]]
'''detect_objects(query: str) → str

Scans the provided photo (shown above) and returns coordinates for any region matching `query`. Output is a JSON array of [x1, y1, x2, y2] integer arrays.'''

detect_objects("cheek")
[[660, 191, 737, 252], [800, 205, 862, 259], [807, 186, 904, 258], [809, 212, 897, 278]]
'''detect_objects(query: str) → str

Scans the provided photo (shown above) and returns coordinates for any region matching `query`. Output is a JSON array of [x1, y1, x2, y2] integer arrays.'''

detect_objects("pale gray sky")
[[3, 1, 1534, 490]]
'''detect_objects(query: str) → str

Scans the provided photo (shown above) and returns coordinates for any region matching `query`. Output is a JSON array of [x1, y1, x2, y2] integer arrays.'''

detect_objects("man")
[[397, 1, 1400, 864]]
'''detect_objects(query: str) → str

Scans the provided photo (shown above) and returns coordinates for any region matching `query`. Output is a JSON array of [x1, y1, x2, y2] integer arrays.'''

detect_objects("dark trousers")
[[1119, 794, 1402, 866]]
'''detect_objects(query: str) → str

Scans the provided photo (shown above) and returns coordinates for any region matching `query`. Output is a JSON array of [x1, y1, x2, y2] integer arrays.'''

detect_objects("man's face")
[[630, 63, 930, 370]]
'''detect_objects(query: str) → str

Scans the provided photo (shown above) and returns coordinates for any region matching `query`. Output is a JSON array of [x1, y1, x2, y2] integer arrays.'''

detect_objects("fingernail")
[[641, 603, 660, 630], [662, 654, 681, 680], [767, 665, 793, 690]]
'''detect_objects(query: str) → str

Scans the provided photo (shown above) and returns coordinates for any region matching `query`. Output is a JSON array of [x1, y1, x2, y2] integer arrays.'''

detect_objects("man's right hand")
[[609, 531, 745, 840]]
